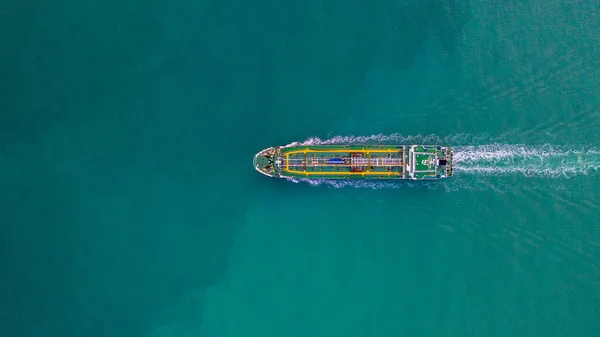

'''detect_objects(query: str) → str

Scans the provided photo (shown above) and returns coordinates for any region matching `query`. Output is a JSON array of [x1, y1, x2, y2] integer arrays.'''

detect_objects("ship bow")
[[253, 147, 278, 177]]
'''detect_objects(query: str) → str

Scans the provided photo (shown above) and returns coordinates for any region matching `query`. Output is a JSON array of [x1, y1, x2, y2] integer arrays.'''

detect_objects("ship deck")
[[279, 145, 408, 179], [273, 145, 450, 180]]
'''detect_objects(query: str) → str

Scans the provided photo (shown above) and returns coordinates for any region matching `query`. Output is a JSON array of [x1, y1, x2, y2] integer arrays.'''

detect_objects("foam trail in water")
[[285, 177, 442, 190], [298, 133, 490, 146], [454, 144, 600, 178]]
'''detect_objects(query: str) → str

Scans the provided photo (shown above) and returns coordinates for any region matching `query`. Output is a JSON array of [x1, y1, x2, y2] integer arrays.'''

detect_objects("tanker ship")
[[253, 144, 453, 180]]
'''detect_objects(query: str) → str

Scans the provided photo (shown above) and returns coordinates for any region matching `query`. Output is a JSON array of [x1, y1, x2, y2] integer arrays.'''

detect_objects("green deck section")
[[253, 144, 453, 180], [411, 145, 441, 180]]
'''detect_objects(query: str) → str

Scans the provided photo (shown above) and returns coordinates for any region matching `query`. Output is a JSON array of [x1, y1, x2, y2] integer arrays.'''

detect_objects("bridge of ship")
[[280, 147, 407, 177], [408, 145, 445, 179]]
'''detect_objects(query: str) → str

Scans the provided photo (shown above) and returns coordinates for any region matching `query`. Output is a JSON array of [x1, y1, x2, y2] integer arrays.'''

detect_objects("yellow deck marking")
[[284, 148, 403, 176]]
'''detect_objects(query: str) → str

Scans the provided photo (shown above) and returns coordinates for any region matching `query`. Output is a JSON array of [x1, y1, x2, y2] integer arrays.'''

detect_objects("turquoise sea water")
[[2, 0, 600, 336]]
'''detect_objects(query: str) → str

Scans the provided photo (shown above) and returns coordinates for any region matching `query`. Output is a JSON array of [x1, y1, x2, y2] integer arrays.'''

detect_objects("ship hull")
[[253, 144, 453, 180]]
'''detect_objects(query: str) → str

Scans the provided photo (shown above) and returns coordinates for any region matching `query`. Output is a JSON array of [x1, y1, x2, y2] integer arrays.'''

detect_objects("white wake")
[[454, 144, 600, 178]]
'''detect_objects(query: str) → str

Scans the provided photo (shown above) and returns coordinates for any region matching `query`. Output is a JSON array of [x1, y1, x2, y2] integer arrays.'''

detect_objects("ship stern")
[[444, 147, 453, 177]]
